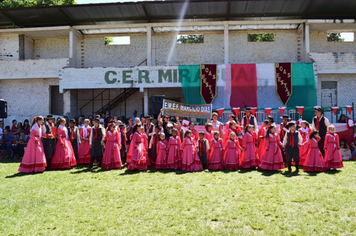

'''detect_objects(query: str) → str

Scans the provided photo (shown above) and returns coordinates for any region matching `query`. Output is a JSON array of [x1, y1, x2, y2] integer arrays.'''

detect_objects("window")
[[177, 35, 204, 44], [327, 32, 354, 42], [321, 81, 337, 90], [105, 36, 130, 45], [248, 33, 275, 42]]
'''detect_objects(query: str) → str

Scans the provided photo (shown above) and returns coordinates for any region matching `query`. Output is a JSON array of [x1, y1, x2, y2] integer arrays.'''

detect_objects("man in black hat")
[[283, 121, 302, 175], [279, 115, 290, 163], [118, 124, 127, 164], [41, 114, 56, 170], [311, 107, 330, 157], [68, 118, 80, 160], [89, 118, 105, 168], [241, 108, 258, 133]]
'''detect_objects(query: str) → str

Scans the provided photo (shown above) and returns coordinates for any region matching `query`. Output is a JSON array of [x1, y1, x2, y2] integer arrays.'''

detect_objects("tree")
[[0, 0, 75, 8], [105, 37, 114, 45], [177, 35, 204, 44], [327, 33, 344, 42], [248, 33, 275, 42]]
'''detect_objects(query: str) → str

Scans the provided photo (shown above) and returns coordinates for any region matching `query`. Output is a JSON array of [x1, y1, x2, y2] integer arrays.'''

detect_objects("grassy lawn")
[[0, 161, 356, 235]]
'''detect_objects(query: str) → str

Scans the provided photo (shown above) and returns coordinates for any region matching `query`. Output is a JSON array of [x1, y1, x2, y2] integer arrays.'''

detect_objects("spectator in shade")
[[351, 137, 356, 160], [1, 129, 13, 158], [337, 114, 347, 123], [0, 120, 3, 139], [339, 138, 351, 160], [13, 130, 29, 159], [12, 122, 22, 136], [22, 119, 30, 136], [11, 120, 17, 134]]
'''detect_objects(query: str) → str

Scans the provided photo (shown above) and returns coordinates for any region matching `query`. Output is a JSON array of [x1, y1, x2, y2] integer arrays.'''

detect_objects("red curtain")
[[230, 64, 258, 108]]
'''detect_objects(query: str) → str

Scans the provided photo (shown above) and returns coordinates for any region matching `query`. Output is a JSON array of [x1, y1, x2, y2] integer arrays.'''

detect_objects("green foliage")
[[0, 0, 75, 8], [177, 34, 204, 44], [248, 33, 275, 42], [0, 162, 356, 235], [327, 33, 344, 42], [105, 37, 114, 45]]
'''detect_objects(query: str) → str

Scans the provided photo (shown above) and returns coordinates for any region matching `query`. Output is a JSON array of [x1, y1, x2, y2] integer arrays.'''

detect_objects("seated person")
[[340, 138, 352, 160], [12, 122, 22, 136], [13, 130, 29, 159], [350, 137, 356, 160], [337, 114, 347, 123], [0, 129, 13, 158]]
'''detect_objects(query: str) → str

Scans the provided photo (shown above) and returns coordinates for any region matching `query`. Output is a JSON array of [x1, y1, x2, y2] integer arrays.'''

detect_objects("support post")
[[144, 88, 149, 116], [69, 31, 77, 67], [147, 26, 152, 66], [304, 23, 310, 62], [224, 22, 229, 64]]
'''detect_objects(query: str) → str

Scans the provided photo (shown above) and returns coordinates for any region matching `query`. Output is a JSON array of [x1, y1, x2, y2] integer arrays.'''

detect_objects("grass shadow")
[[258, 169, 283, 176], [324, 169, 342, 175], [5, 172, 42, 178], [70, 166, 102, 174], [239, 168, 258, 174]]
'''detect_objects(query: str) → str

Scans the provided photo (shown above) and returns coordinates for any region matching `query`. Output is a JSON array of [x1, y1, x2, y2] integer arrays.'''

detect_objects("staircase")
[[95, 88, 139, 114]]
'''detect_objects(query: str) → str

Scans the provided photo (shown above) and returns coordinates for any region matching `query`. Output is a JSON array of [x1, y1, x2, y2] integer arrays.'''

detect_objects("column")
[[144, 88, 149, 116], [147, 26, 152, 66], [224, 22, 229, 64], [304, 23, 310, 62], [69, 31, 77, 67], [63, 89, 71, 116]]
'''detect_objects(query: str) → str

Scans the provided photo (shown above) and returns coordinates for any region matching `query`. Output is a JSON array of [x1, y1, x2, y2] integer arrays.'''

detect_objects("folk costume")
[[77, 125, 92, 164], [51, 125, 76, 169]]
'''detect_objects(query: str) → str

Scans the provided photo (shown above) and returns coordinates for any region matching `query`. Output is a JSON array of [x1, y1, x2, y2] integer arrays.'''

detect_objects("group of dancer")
[[18, 107, 344, 175]]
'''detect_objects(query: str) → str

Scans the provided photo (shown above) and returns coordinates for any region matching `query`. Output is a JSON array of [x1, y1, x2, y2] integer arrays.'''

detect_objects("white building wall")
[[33, 38, 69, 59], [0, 34, 19, 60], [24, 36, 34, 60], [0, 78, 59, 126], [310, 31, 356, 52], [83, 34, 147, 67]]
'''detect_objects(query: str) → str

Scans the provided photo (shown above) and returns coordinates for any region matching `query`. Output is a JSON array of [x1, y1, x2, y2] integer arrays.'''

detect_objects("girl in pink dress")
[[298, 120, 312, 166], [223, 121, 237, 146], [181, 130, 203, 172], [204, 123, 214, 143], [303, 131, 326, 172], [166, 129, 182, 169], [208, 131, 224, 170], [18, 116, 47, 173], [241, 125, 260, 169], [188, 122, 199, 142], [223, 132, 241, 170], [51, 118, 76, 170], [77, 119, 92, 164], [258, 120, 270, 161], [259, 125, 285, 171], [127, 124, 147, 171], [154, 133, 168, 169], [101, 123, 122, 170], [324, 125, 344, 170], [141, 132, 150, 166]]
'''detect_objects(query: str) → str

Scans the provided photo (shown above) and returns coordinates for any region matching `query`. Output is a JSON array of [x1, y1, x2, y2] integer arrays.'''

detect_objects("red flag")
[[232, 107, 240, 117], [230, 64, 258, 108], [278, 107, 286, 116], [264, 108, 272, 117], [346, 105, 352, 115], [216, 108, 224, 118], [332, 107, 339, 116], [296, 106, 304, 116], [251, 107, 257, 116]]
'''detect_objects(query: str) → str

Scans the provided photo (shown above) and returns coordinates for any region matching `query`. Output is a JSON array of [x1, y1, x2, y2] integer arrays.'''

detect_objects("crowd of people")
[[0, 107, 353, 175]]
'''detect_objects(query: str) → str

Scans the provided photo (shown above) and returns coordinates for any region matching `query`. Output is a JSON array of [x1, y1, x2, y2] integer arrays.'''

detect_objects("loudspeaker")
[[151, 96, 165, 115], [0, 99, 8, 118]]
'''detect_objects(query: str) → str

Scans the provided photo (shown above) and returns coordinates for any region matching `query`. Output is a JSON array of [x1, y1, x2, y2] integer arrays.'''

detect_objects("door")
[[320, 81, 337, 107], [50, 86, 63, 115]]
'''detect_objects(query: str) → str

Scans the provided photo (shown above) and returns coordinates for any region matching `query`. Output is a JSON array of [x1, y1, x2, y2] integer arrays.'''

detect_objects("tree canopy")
[[327, 33, 344, 42], [248, 33, 275, 42], [177, 35, 204, 44], [0, 0, 75, 8]]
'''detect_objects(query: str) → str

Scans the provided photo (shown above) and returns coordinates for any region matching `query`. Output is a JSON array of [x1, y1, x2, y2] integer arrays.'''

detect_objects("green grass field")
[[1, 161, 356, 235]]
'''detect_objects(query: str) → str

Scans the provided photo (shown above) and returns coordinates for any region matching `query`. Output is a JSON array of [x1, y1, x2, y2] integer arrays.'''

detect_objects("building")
[[0, 0, 355, 124]]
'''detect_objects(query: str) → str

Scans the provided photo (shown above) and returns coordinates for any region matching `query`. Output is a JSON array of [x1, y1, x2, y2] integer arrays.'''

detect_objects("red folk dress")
[[77, 126, 92, 164], [324, 133, 344, 169], [303, 137, 326, 172], [259, 133, 285, 171], [127, 132, 147, 171], [18, 124, 47, 173], [51, 125, 76, 169], [240, 132, 260, 169], [102, 129, 122, 169], [166, 135, 182, 169], [154, 139, 168, 169], [257, 127, 267, 161], [223, 139, 241, 170], [298, 127, 312, 165], [208, 138, 224, 170], [181, 137, 203, 172]]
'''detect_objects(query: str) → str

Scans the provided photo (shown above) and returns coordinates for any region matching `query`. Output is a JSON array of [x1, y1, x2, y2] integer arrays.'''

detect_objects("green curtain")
[[179, 65, 205, 105], [286, 63, 317, 122]]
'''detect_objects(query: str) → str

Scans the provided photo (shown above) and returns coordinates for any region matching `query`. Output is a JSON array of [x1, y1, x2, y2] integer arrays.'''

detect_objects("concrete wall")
[[24, 36, 34, 60], [0, 34, 19, 60], [0, 78, 59, 127], [310, 52, 356, 74]]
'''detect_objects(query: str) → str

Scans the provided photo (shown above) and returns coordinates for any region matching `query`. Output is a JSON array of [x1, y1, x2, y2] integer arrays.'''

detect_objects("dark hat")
[[69, 118, 76, 123], [119, 124, 125, 128], [93, 118, 100, 123], [144, 115, 153, 120], [314, 107, 323, 112], [46, 114, 55, 120], [134, 110, 137, 114], [281, 115, 289, 119], [288, 121, 296, 127], [199, 131, 205, 135], [245, 107, 251, 111]]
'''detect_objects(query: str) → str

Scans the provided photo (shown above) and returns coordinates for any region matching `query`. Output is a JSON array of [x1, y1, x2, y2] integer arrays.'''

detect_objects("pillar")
[[224, 22, 229, 64], [69, 31, 77, 67], [144, 88, 149, 116], [147, 26, 152, 66], [304, 23, 310, 62]]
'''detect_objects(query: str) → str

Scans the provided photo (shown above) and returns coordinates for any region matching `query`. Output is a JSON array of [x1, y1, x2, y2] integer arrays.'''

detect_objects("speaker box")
[[0, 99, 8, 118], [151, 96, 165, 115]]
